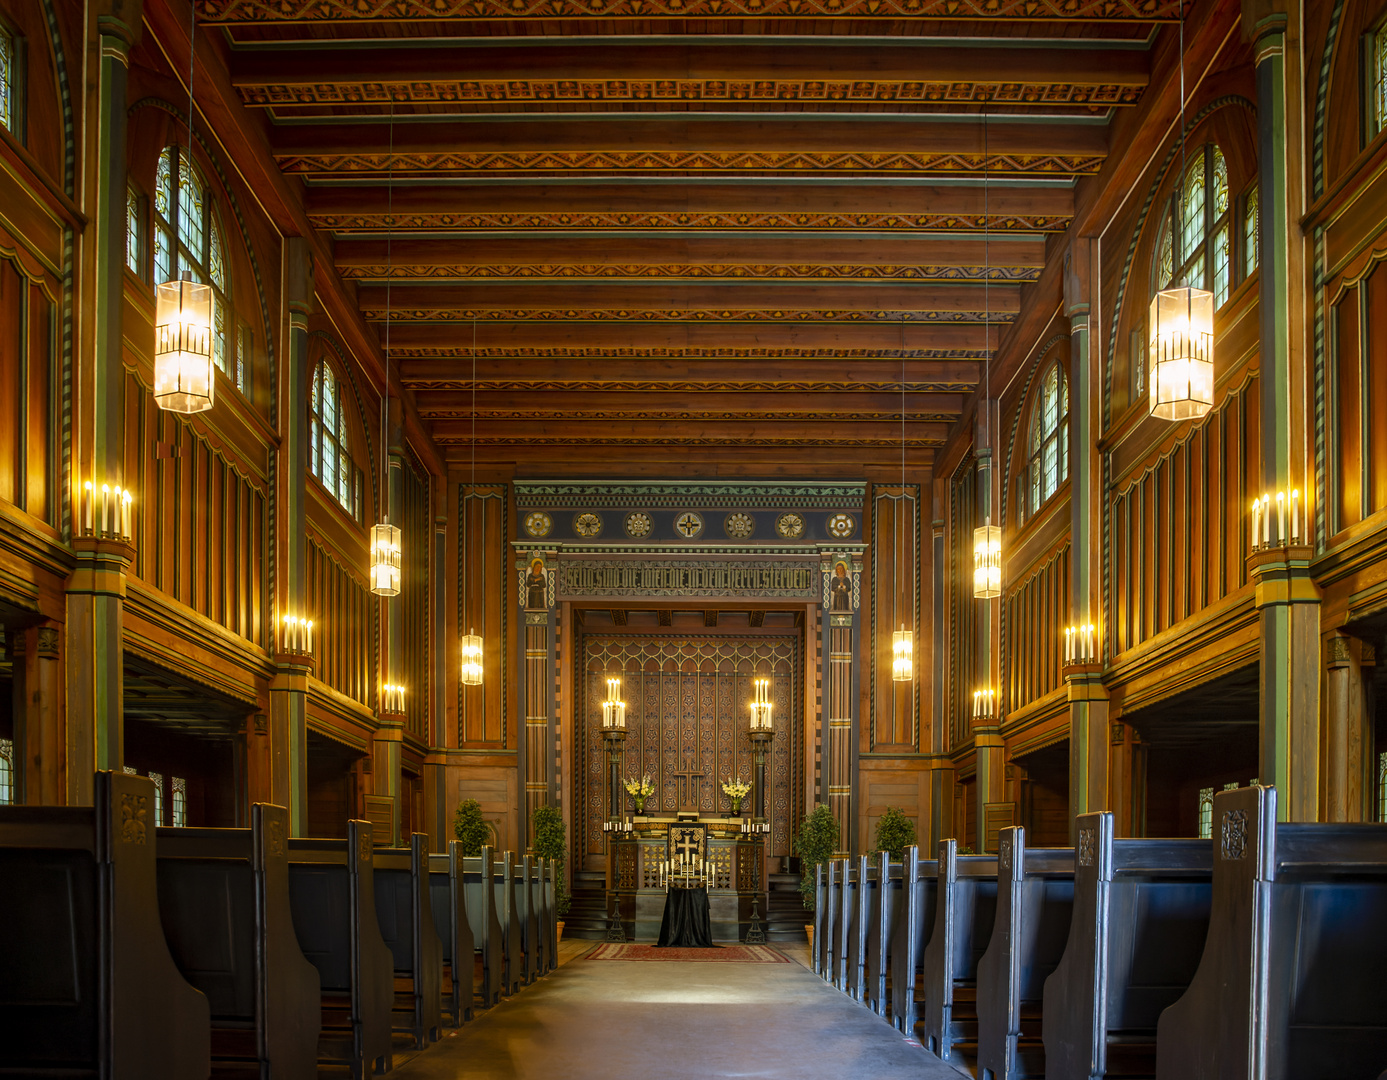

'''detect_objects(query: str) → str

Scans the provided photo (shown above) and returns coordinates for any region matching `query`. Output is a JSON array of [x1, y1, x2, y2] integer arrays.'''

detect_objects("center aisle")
[[392, 943, 961, 1080]]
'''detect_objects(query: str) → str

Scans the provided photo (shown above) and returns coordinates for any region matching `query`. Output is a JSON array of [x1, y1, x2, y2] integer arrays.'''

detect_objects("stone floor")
[[387, 941, 960, 1079]]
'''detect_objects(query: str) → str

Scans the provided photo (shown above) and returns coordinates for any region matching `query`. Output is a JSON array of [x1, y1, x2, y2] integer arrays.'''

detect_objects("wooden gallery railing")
[[0, 772, 560, 1080]]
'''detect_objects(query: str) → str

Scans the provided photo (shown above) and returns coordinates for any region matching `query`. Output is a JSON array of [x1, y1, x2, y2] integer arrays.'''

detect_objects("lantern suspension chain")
[[369, 104, 403, 597]]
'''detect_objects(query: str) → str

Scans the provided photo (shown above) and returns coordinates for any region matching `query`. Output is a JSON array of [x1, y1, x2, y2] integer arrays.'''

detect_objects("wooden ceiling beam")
[[399, 356, 980, 385], [270, 116, 1108, 161], [428, 417, 950, 439], [452, 445, 937, 474], [414, 389, 967, 414], [332, 234, 1047, 274], [231, 41, 1148, 91], [355, 281, 1021, 313], [304, 180, 1075, 228], [388, 322, 997, 352]]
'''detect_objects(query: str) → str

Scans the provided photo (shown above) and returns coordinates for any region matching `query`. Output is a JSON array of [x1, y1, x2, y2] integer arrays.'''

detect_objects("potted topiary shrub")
[[873, 806, 917, 861], [453, 798, 490, 857], [793, 804, 840, 950], [531, 804, 570, 941]]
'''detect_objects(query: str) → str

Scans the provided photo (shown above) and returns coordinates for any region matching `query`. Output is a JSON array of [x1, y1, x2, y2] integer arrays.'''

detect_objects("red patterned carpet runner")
[[586, 943, 789, 963]]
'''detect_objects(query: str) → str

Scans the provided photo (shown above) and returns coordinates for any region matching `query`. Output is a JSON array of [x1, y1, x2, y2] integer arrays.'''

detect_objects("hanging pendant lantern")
[[460, 630, 484, 686], [973, 518, 1002, 599], [892, 627, 914, 682], [370, 521, 401, 596], [1148, 286, 1215, 421], [154, 277, 215, 414]]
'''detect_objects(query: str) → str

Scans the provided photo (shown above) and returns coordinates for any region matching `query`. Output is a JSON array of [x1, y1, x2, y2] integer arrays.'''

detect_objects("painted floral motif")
[[573, 512, 603, 538], [524, 510, 552, 538], [775, 512, 805, 539], [624, 511, 653, 538], [674, 511, 704, 539], [724, 512, 756, 539], [826, 513, 856, 539]]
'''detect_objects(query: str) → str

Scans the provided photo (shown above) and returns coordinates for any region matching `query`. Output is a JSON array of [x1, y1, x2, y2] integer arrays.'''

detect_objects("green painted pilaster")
[[374, 396, 406, 846]]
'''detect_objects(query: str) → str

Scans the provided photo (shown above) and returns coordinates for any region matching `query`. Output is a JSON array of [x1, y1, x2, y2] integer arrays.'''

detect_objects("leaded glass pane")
[[156, 149, 172, 219], [310, 416, 320, 478], [1157, 218, 1174, 290], [322, 369, 338, 435], [213, 295, 228, 375], [338, 447, 351, 506], [154, 224, 172, 284], [1042, 436, 1058, 500], [1379, 751, 1387, 822], [322, 433, 337, 495], [172, 776, 186, 827], [1375, 29, 1387, 139], [149, 772, 164, 825], [1059, 418, 1069, 485], [1181, 151, 1206, 267], [126, 187, 141, 275], [1198, 787, 1214, 838], [1213, 224, 1230, 308], [0, 737, 12, 804], [179, 158, 205, 263], [1042, 364, 1059, 430], [1245, 186, 1259, 276], [1212, 147, 1229, 215], [208, 217, 226, 288], [0, 28, 13, 132]]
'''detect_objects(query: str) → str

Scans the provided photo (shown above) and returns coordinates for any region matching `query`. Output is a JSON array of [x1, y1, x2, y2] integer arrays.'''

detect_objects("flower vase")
[[731, 798, 743, 816], [634, 797, 646, 815]]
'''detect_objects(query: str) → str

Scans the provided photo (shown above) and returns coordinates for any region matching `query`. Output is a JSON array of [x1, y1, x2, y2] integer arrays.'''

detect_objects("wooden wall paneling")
[[458, 484, 508, 748], [306, 536, 375, 709], [1367, 261, 1387, 515], [872, 484, 919, 751], [1335, 287, 1363, 531], [949, 460, 978, 750], [399, 453, 431, 741]]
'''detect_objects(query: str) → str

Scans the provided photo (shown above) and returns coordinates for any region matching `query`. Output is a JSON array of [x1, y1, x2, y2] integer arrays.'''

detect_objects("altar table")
[[657, 887, 714, 948]]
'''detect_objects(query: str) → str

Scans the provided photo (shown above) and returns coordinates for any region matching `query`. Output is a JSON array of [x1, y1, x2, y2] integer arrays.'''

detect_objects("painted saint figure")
[[829, 561, 852, 612], [526, 558, 548, 610]]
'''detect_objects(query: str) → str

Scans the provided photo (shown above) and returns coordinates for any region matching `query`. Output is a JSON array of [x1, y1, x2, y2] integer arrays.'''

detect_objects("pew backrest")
[[922, 839, 999, 1060], [0, 771, 211, 1079], [429, 840, 476, 1024], [820, 860, 840, 981], [864, 852, 899, 1016], [835, 857, 857, 990], [463, 847, 504, 1005], [156, 803, 320, 1077], [891, 845, 939, 1033]]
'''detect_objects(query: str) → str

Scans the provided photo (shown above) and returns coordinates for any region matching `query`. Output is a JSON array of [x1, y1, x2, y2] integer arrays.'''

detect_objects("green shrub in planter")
[[793, 804, 840, 910], [531, 803, 571, 918], [453, 798, 490, 857], [873, 806, 916, 861]]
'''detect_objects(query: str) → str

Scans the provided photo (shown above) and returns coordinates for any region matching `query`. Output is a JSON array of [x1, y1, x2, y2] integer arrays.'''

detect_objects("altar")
[[606, 817, 768, 942]]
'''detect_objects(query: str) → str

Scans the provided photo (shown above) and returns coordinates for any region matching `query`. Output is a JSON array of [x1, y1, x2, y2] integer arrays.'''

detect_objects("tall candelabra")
[[749, 677, 775, 823]]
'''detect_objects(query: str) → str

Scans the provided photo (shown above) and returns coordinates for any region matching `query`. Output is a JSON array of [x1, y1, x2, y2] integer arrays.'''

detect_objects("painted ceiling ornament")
[[724, 512, 756, 539], [775, 512, 805, 539], [624, 511, 654, 538], [524, 510, 553, 538], [573, 512, 604, 538], [826, 513, 856, 539], [674, 511, 705, 539]]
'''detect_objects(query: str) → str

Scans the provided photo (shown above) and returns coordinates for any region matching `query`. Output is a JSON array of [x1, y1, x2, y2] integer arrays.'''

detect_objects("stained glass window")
[[1198, 786, 1214, 838], [154, 146, 243, 393], [1022, 359, 1068, 523], [126, 186, 142, 277], [1379, 751, 1387, 822], [310, 359, 363, 520], [0, 737, 13, 804], [1373, 27, 1387, 140], [149, 771, 164, 825], [1153, 144, 1233, 315], [172, 776, 186, 827], [0, 25, 13, 134], [1244, 185, 1259, 277]]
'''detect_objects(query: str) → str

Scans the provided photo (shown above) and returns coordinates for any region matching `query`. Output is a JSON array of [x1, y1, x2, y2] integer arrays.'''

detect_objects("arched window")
[[1023, 359, 1068, 523], [1154, 145, 1232, 308], [154, 146, 244, 394], [0, 22, 16, 134], [310, 358, 364, 522]]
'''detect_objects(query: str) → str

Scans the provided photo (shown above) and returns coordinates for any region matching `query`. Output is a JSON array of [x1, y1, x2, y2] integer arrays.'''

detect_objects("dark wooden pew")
[[1156, 785, 1387, 1080], [494, 850, 523, 996], [536, 857, 555, 974], [464, 848, 504, 1006], [428, 841, 476, 1026], [845, 854, 876, 1003], [287, 821, 394, 1079], [836, 857, 860, 991], [975, 826, 1075, 1080], [155, 802, 321, 1078], [544, 859, 559, 973], [514, 854, 541, 985], [0, 770, 211, 1078], [922, 840, 999, 1068], [865, 852, 901, 1019], [374, 833, 444, 1049], [892, 845, 940, 1036], [812, 863, 829, 977], [1042, 811, 1212, 1080], [819, 860, 841, 983]]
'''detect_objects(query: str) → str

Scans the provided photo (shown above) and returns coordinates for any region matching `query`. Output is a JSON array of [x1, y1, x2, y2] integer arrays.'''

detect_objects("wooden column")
[[1325, 635, 1373, 822], [973, 435, 1004, 853], [1107, 720, 1145, 838], [927, 516, 953, 850], [10, 626, 64, 805], [1248, 0, 1319, 822], [1065, 238, 1109, 841], [66, 1, 140, 804], [273, 239, 312, 834], [521, 552, 555, 845], [821, 548, 859, 857], [372, 397, 406, 846]]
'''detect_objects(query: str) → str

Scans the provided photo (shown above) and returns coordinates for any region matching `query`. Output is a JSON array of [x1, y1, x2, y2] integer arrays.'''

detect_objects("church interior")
[[3, 0, 1387, 1076]]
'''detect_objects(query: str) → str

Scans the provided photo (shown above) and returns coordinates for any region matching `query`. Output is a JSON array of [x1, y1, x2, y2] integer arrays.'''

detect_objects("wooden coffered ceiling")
[[195, 0, 1178, 477]]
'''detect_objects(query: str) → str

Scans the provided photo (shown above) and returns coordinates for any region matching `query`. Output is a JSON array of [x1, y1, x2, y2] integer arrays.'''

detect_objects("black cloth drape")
[[656, 886, 716, 947]]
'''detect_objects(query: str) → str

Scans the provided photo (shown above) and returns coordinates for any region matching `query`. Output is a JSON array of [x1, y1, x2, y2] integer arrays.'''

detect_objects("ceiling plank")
[[414, 389, 967, 414]]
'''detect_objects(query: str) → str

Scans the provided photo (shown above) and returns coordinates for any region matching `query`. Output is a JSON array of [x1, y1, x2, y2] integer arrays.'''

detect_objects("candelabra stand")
[[750, 726, 774, 822], [604, 727, 627, 824], [744, 893, 767, 945], [604, 890, 626, 943]]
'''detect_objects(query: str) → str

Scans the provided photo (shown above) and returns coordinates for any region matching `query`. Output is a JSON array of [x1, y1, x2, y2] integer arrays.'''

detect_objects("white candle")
[[84, 481, 93, 534], [1087, 625, 1096, 660], [1064, 627, 1072, 663], [1262, 495, 1271, 546], [306, 620, 313, 653], [1251, 499, 1259, 550], [1276, 492, 1286, 546], [101, 484, 110, 535], [1291, 489, 1300, 542], [122, 490, 132, 538]]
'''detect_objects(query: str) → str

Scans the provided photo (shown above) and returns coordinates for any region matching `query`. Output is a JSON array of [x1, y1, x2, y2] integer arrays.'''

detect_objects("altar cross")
[[671, 826, 703, 864], [673, 753, 706, 812]]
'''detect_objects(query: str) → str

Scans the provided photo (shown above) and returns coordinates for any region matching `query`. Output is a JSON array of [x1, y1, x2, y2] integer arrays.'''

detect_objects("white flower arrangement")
[[623, 774, 655, 798], [721, 776, 753, 800]]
